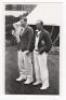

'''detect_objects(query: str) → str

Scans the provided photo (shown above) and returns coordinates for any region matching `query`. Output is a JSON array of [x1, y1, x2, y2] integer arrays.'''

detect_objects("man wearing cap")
[[12, 16, 34, 84], [30, 20, 52, 90]]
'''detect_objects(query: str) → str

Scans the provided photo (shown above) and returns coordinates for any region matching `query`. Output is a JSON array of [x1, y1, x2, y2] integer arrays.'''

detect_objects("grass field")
[[5, 46, 59, 95]]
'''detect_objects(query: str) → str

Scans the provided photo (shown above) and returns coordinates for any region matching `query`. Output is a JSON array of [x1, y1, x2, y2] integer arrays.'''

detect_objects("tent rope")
[[50, 26, 54, 37], [52, 34, 59, 46]]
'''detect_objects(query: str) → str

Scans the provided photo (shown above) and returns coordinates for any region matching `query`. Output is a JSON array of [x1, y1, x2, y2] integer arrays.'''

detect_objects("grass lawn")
[[5, 46, 59, 95]]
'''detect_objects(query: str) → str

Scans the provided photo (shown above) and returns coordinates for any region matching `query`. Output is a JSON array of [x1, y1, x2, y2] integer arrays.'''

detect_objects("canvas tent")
[[27, 3, 62, 26], [27, 3, 61, 46]]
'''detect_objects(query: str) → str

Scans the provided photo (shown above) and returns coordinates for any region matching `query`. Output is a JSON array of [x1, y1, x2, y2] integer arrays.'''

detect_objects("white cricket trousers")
[[33, 51, 49, 84], [17, 50, 33, 79]]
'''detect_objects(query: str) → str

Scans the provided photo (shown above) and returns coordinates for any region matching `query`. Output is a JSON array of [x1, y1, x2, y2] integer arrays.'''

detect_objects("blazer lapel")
[[21, 26, 28, 37], [39, 31, 43, 42]]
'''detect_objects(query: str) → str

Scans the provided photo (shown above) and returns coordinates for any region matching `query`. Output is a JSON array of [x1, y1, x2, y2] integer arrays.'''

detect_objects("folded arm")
[[39, 33, 52, 54]]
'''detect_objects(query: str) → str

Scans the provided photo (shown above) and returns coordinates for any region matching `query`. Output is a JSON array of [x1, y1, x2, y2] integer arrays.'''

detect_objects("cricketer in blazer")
[[13, 23, 34, 83], [29, 28, 52, 54]]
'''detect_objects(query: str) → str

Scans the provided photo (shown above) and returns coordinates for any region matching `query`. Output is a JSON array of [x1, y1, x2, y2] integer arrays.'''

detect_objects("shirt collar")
[[36, 30, 41, 37]]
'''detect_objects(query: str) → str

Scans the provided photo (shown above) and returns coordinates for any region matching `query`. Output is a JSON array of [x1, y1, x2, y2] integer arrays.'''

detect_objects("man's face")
[[20, 18, 27, 27], [36, 23, 41, 30]]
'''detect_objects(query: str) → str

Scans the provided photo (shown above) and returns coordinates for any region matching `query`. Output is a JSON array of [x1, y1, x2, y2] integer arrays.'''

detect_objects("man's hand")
[[12, 30, 20, 43], [12, 30, 15, 36], [24, 50, 30, 55], [39, 47, 45, 54]]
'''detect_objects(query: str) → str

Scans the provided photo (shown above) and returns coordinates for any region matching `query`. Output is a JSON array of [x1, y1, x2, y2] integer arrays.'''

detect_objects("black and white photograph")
[[5, 2, 62, 95]]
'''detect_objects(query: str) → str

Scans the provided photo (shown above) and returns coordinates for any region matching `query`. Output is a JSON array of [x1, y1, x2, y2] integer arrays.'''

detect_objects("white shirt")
[[35, 30, 41, 51]]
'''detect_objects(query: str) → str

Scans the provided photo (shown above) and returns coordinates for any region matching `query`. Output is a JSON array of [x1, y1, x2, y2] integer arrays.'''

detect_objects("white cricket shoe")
[[33, 81, 41, 85], [24, 78, 33, 84], [40, 81, 49, 90], [16, 75, 26, 82]]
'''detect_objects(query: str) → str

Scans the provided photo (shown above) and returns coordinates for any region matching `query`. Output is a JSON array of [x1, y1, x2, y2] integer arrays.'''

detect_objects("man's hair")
[[23, 17, 27, 22], [19, 15, 27, 22], [40, 21, 44, 26], [36, 20, 44, 26], [38, 20, 44, 27]]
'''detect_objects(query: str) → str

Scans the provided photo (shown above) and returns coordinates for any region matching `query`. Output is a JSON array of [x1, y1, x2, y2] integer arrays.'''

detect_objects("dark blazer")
[[29, 29, 52, 54], [17, 25, 34, 51]]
